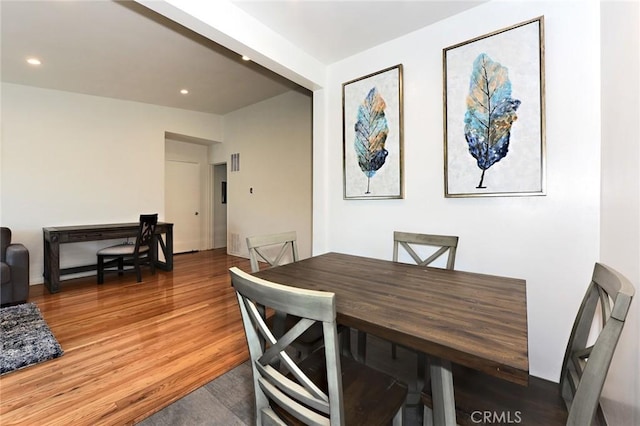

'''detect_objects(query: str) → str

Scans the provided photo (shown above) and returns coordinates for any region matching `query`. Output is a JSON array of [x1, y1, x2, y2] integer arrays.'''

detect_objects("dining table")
[[253, 252, 529, 426]]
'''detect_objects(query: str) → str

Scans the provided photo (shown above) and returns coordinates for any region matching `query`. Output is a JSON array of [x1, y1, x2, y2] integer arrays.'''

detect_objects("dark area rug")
[[139, 332, 423, 425], [0, 302, 64, 375]]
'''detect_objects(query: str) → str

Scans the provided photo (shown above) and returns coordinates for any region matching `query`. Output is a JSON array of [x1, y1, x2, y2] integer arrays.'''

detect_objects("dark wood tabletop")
[[254, 252, 529, 386]]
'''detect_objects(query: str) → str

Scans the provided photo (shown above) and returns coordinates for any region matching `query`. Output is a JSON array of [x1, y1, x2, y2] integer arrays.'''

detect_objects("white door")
[[165, 160, 201, 253]]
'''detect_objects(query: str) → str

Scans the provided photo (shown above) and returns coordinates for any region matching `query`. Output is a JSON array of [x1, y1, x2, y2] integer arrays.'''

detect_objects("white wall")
[[212, 90, 313, 259], [1, 83, 223, 283], [600, 1, 640, 424], [318, 1, 601, 383]]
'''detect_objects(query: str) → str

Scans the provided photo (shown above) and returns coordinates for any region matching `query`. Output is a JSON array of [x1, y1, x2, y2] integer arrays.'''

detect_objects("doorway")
[[165, 160, 201, 253], [213, 163, 227, 249]]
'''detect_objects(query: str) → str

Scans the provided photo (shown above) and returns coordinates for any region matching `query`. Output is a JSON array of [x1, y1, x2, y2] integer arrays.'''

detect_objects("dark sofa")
[[1, 227, 30, 306]]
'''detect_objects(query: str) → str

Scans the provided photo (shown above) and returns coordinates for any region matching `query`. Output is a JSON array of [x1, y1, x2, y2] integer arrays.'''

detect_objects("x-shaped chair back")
[[247, 231, 299, 273], [560, 262, 635, 425], [135, 214, 158, 254], [393, 231, 459, 270], [230, 267, 343, 425]]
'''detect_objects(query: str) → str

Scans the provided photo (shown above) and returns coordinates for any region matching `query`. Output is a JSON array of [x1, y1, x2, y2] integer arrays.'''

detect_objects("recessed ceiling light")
[[241, 55, 250, 61], [180, 89, 189, 95], [26, 57, 41, 66]]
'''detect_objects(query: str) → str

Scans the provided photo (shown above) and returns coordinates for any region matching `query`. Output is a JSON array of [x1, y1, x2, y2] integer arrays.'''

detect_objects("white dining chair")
[[246, 231, 329, 360], [230, 266, 408, 425], [421, 262, 635, 426], [246, 231, 298, 273], [393, 231, 458, 270]]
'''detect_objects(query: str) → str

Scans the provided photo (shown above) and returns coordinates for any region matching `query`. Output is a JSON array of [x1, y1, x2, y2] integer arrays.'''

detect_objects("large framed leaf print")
[[343, 65, 403, 200], [444, 17, 545, 197]]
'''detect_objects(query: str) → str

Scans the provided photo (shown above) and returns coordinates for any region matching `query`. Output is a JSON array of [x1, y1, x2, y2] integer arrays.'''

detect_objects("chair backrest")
[[246, 231, 299, 273], [135, 214, 158, 254], [230, 266, 343, 425], [560, 262, 635, 425], [393, 231, 459, 269]]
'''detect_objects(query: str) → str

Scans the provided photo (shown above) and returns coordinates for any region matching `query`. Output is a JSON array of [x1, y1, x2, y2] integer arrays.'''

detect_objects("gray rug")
[[0, 302, 64, 375]]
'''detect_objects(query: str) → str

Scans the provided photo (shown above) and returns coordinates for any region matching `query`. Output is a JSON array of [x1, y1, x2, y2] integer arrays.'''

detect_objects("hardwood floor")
[[0, 249, 252, 425]]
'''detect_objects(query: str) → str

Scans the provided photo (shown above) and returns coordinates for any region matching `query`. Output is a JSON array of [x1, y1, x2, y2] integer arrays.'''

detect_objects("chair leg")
[[392, 342, 398, 359], [117, 257, 124, 276], [392, 406, 404, 426], [423, 406, 434, 426], [97, 256, 104, 284]]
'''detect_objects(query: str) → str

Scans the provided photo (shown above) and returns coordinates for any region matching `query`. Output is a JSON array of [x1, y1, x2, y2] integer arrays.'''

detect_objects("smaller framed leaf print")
[[343, 65, 403, 199], [444, 17, 546, 197]]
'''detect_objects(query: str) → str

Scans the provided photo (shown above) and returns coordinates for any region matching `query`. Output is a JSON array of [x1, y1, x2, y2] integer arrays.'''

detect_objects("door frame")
[[164, 137, 213, 252], [211, 162, 228, 249]]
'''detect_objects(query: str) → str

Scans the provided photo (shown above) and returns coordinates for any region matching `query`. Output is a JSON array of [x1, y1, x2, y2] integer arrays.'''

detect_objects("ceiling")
[[1, 0, 484, 115], [232, 1, 485, 65]]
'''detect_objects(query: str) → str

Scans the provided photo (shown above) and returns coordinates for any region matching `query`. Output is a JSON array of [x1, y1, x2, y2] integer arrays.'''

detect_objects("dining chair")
[[247, 231, 333, 360], [393, 231, 458, 270], [421, 262, 635, 426], [246, 231, 299, 273], [357, 232, 459, 364], [97, 214, 158, 284], [230, 266, 408, 425]]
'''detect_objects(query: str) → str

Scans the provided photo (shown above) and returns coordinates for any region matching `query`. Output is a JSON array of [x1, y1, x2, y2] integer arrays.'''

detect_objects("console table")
[[42, 222, 173, 293]]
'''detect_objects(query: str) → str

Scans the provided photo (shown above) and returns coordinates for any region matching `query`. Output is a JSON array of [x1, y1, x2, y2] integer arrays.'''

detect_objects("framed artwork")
[[443, 17, 545, 197], [343, 64, 403, 199]]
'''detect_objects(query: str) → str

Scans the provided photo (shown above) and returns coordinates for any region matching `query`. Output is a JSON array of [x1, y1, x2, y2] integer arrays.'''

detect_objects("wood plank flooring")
[[0, 249, 252, 426]]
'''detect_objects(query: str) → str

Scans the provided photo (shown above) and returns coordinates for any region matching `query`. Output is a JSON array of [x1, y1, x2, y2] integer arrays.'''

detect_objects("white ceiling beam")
[[136, 0, 326, 91]]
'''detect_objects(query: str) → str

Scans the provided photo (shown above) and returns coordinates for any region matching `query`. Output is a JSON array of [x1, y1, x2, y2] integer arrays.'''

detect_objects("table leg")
[[151, 234, 159, 270], [356, 330, 367, 362], [340, 328, 355, 359], [165, 226, 173, 270], [430, 358, 456, 426], [43, 234, 50, 286], [155, 228, 174, 271], [43, 235, 61, 294]]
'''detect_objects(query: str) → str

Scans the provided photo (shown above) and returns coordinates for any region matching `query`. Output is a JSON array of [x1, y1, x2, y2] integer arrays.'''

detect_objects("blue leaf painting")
[[465, 53, 521, 188], [354, 87, 389, 194]]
